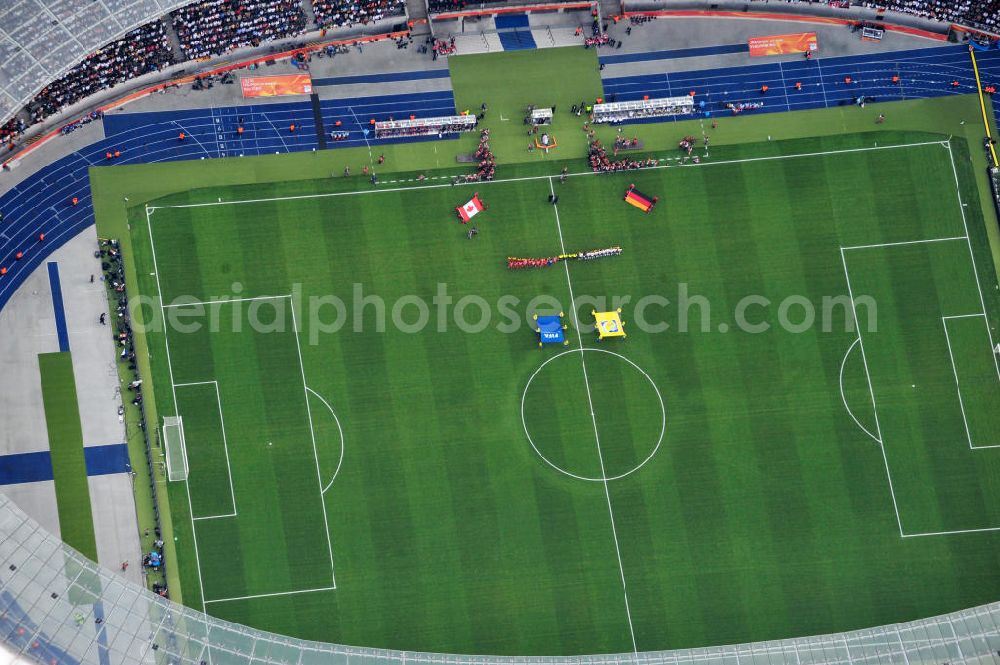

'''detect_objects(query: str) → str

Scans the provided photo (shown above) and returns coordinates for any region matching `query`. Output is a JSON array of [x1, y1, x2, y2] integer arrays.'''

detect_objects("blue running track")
[[603, 45, 1000, 124], [599, 43, 747, 65], [312, 69, 450, 86]]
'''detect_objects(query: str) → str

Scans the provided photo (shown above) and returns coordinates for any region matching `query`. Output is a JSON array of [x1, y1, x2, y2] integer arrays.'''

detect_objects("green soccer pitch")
[[117, 130, 1000, 656]]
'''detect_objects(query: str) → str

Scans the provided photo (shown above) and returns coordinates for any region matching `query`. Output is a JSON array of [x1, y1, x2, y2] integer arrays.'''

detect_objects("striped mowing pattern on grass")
[[120, 133, 1000, 655], [38, 352, 97, 562]]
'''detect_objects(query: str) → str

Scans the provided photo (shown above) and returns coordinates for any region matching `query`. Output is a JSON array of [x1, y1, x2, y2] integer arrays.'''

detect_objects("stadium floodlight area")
[[0, 0, 192, 126], [163, 415, 188, 482], [0, 491, 998, 663]]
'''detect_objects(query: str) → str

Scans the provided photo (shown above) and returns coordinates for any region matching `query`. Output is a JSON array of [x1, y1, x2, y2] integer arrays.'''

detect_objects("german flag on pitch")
[[624, 186, 656, 213]]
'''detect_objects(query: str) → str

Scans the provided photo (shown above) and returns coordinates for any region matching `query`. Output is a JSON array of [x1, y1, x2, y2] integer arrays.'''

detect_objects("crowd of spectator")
[[312, 0, 405, 28], [27, 22, 174, 125], [0, 118, 26, 148], [427, 0, 504, 13], [171, 0, 306, 60], [757, 0, 1000, 33], [856, 1, 998, 31]]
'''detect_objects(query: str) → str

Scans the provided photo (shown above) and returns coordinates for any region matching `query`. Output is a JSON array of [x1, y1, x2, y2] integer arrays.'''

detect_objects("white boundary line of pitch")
[[941, 314, 1000, 451], [548, 176, 639, 656], [146, 205, 210, 613], [147, 140, 948, 211], [146, 209, 338, 604]]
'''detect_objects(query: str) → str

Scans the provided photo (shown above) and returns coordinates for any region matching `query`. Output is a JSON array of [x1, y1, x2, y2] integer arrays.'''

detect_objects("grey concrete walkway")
[[0, 228, 139, 583], [599, 17, 943, 79], [0, 254, 60, 457], [90, 474, 144, 586], [59, 229, 126, 448], [0, 482, 59, 538]]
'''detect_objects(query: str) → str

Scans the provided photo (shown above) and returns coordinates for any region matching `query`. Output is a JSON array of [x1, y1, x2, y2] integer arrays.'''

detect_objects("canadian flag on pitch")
[[456, 193, 485, 223]]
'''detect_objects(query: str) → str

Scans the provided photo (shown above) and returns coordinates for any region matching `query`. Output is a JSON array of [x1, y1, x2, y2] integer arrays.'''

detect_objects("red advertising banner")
[[240, 74, 313, 98], [748, 32, 818, 56]]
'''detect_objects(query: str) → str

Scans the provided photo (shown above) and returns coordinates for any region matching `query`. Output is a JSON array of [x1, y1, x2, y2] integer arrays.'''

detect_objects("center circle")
[[520, 348, 666, 482]]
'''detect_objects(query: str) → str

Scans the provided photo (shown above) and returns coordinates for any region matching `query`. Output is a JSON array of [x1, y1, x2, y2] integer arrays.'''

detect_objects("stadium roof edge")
[[0, 491, 998, 664], [0, 0, 192, 126]]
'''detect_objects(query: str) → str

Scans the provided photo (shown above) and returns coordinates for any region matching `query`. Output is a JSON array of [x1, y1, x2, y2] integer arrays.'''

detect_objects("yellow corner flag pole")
[[969, 45, 999, 168]]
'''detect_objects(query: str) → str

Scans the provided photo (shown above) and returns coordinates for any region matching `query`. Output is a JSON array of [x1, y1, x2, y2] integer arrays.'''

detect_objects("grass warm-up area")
[[449, 48, 602, 159], [113, 124, 1000, 656], [38, 352, 98, 562]]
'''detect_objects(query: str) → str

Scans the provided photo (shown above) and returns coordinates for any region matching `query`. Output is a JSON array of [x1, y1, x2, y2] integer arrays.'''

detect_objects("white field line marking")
[[149, 140, 947, 210], [942, 317, 975, 450], [203, 585, 336, 604], [175, 380, 238, 517], [192, 513, 237, 521], [305, 386, 345, 494], [903, 525, 1000, 538], [214, 380, 237, 512], [290, 302, 338, 589], [173, 381, 216, 387], [149, 208, 337, 599], [941, 315, 1000, 450], [838, 338, 882, 445], [840, 247, 904, 537], [162, 294, 293, 308], [177, 413, 190, 481], [519, 348, 666, 482], [146, 205, 209, 614], [549, 177, 639, 656], [947, 141, 1000, 383], [841, 236, 967, 252]]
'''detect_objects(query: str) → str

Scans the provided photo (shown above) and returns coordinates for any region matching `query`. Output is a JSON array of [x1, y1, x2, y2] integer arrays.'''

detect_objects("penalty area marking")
[[306, 386, 345, 494], [838, 338, 882, 445], [520, 347, 666, 483]]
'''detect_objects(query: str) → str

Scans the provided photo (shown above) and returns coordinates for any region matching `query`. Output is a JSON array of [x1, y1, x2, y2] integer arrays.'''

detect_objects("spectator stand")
[[428, 1, 597, 41], [591, 96, 694, 124], [26, 21, 176, 127], [618, 0, 949, 42], [375, 114, 477, 138], [312, 0, 409, 31], [2, 28, 414, 173], [170, 0, 309, 60], [430, 0, 592, 18]]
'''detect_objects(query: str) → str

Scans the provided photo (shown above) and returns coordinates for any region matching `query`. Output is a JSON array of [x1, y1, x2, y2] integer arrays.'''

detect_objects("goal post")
[[162, 416, 189, 482]]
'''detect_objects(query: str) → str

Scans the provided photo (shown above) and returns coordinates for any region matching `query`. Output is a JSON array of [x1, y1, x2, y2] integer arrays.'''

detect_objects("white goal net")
[[162, 416, 189, 482]]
